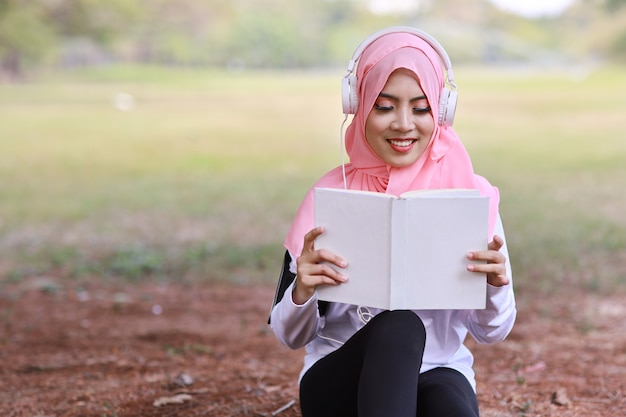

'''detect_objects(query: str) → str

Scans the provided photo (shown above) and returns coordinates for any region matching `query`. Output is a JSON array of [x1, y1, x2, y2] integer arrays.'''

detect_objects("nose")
[[391, 108, 415, 132]]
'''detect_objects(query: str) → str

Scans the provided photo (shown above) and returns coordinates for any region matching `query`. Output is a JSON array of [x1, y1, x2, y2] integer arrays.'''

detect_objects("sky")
[[489, 0, 575, 18]]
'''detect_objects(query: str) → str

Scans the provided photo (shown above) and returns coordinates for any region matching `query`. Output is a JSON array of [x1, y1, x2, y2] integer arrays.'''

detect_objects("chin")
[[388, 156, 420, 168]]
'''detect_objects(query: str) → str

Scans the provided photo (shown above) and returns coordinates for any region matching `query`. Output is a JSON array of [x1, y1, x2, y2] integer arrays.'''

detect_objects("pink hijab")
[[285, 32, 499, 256]]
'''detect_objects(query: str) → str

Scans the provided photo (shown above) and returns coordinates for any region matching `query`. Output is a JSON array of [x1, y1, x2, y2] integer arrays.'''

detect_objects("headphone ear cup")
[[342, 75, 358, 114], [438, 87, 457, 127]]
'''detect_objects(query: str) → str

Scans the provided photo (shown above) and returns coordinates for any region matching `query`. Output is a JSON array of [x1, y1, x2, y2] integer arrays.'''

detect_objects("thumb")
[[488, 234, 504, 252]]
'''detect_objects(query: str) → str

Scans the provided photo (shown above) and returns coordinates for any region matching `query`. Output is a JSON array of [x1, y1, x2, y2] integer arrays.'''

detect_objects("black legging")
[[299, 310, 479, 417]]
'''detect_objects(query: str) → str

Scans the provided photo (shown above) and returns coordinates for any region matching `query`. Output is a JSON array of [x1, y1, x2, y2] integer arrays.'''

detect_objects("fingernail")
[[467, 264, 475, 272]]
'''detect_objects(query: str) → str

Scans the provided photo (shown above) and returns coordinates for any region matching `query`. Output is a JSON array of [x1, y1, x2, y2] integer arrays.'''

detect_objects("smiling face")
[[364, 68, 435, 168]]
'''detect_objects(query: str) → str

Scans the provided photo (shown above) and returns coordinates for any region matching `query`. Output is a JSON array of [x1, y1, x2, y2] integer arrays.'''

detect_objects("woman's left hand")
[[466, 235, 509, 287]]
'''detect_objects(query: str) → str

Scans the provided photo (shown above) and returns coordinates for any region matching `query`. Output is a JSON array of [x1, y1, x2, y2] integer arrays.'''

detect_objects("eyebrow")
[[378, 92, 428, 101]]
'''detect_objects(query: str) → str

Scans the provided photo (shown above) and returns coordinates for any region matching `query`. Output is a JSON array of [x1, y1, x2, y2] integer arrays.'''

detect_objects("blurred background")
[[1, 0, 626, 76], [1, 0, 625, 298]]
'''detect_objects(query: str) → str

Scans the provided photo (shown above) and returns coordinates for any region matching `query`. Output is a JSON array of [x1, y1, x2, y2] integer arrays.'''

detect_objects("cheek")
[[364, 113, 385, 140], [419, 117, 436, 138]]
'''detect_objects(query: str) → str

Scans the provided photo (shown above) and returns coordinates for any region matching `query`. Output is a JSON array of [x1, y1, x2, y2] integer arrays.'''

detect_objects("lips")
[[387, 138, 417, 152]]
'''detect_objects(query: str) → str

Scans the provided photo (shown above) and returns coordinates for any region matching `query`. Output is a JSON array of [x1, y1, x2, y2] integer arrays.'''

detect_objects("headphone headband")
[[345, 26, 456, 89], [341, 26, 458, 126]]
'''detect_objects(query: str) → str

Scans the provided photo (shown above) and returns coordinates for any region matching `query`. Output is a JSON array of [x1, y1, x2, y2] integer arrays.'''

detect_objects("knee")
[[369, 310, 426, 351], [375, 310, 425, 332]]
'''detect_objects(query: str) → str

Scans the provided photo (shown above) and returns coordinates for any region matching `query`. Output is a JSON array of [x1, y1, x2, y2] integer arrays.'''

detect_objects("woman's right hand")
[[293, 227, 348, 305]]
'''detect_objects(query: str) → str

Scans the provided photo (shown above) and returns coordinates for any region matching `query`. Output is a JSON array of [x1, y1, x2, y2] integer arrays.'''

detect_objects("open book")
[[314, 187, 489, 310]]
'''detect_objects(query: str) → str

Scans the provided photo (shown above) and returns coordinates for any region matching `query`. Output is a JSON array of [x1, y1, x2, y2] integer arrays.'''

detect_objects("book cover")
[[313, 187, 489, 310]]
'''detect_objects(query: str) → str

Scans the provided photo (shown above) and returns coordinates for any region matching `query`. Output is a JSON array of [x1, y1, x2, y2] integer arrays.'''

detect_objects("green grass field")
[[1, 65, 625, 294]]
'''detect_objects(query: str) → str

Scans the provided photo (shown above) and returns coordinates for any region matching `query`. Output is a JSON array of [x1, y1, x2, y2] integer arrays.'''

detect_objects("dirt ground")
[[1, 277, 625, 417]]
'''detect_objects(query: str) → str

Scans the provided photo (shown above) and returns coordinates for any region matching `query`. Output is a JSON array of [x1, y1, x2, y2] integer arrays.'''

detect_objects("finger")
[[468, 261, 509, 286], [472, 262, 506, 275], [467, 258, 506, 278], [298, 247, 347, 272], [299, 263, 348, 286], [316, 248, 348, 268], [487, 271, 510, 287], [314, 263, 348, 284], [467, 250, 505, 265], [488, 235, 504, 252], [302, 227, 325, 253]]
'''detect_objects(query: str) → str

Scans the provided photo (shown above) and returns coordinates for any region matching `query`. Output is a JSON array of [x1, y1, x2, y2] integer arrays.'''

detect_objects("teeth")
[[389, 139, 415, 147]]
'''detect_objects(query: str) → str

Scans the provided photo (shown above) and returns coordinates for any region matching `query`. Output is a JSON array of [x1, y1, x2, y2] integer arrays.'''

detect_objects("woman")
[[270, 27, 516, 417]]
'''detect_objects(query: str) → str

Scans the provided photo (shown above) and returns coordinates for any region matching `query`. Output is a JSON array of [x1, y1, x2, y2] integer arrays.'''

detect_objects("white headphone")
[[341, 26, 458, 127]]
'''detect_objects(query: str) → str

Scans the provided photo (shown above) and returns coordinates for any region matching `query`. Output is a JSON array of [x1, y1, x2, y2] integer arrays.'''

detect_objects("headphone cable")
[[340, 114, 349, 190]]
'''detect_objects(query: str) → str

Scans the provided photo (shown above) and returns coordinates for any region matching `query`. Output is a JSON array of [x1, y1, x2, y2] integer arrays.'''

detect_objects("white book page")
[[400, 197, 488, 309], [314, 188, 393, 309]]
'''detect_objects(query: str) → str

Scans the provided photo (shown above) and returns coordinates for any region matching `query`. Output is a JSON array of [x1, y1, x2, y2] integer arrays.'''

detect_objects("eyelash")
[[374, 104, 432, 114]]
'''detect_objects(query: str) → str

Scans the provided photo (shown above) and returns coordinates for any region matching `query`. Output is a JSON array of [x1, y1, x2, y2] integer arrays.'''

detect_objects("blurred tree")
[[209, 0, 361, 68], [1, 0, 625, 76], [567, 0, 626, 61], [0, 0, 141, 79], [48, 0, 141, 44], [607, 0, 626, 10], [605, 0, 626, 61], [130, 0, 216, 65], [0, 1, 56, 79]]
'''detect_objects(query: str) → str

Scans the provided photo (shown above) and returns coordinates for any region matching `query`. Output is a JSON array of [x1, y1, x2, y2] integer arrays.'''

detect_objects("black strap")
[[268, 250, 329, 324]]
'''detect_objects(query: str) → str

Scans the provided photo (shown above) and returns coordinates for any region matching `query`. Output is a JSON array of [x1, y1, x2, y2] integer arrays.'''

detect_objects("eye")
[[413, 105, 432, 114], [374, 104, 393, 111]]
